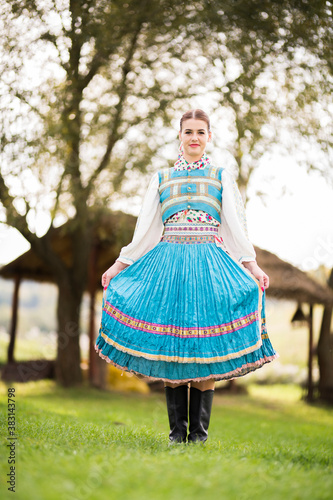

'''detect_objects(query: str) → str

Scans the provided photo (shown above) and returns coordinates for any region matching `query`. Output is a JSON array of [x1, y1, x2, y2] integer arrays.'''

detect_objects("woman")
[[95, 109, 278, 444]]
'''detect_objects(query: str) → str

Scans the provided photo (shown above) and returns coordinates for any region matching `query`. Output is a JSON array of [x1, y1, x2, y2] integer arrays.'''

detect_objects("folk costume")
[[95, 148, 278, 443]]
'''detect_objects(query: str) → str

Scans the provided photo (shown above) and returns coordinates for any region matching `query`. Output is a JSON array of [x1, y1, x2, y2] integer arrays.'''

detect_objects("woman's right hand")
[[101, 261, 129, 288]]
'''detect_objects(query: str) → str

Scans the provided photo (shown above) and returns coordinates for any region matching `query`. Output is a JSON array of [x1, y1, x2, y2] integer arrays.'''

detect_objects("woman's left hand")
[[242, 261, 269, 291]]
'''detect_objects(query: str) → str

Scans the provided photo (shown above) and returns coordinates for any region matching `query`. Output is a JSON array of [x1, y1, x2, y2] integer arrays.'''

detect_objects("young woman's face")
[[179, 118, 212, 162]]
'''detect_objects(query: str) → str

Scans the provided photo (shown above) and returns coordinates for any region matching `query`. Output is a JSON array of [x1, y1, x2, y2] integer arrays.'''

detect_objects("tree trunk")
[[317, 269, 333, 403], [55, 275, 83, 386], [88, 243, 97, 385], [307, 304, 314, 401], [7, 276, 21, 363]]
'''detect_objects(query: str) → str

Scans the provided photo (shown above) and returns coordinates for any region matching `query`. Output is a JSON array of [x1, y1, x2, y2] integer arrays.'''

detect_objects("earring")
[[177, 143, 184, 160]]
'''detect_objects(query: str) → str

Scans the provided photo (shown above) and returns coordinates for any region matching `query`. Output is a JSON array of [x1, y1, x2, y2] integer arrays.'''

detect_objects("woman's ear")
[[208, 131, 212, 142]]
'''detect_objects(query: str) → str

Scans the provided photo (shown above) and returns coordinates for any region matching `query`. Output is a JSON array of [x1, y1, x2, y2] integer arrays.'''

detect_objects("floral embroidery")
[[167, 210, 220, 225], [173, 143, 211, 171]]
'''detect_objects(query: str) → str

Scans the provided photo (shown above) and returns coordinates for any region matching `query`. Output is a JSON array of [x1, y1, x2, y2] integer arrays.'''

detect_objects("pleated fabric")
[[95, 223, 278, 383]]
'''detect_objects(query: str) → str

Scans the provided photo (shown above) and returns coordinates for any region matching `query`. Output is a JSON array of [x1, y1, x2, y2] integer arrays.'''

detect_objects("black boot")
[[164, 385, 188, 443], [188, 387, 214, 443]]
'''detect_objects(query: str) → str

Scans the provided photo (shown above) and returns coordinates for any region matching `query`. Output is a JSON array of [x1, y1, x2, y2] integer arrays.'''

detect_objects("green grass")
[[0, 335, 57, 364], [0, 382, 332, 500]]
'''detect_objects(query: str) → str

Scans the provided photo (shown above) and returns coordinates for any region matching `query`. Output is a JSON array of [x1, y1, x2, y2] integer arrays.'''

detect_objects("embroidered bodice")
[[158, 165, 224, 224], [116, 150, 256, 265]]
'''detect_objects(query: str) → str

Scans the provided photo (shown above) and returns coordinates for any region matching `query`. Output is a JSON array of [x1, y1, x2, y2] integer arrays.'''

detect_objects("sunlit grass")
[[0, 381, 332, 500], [0, 336, 57, 364]]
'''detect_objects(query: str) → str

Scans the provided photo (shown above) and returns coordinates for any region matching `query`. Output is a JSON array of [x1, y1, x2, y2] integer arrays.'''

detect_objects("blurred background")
[[0, 0, 332, 402], [1, 3, 333, 500]]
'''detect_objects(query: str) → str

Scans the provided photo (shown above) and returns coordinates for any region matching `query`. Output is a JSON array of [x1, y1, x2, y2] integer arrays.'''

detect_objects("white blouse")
[[116, 169, 256, 265]]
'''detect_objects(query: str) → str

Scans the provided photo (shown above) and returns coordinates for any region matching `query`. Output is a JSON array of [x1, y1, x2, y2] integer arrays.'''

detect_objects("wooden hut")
[[254, 247, 332, 305], [254, 247, 333, 400]]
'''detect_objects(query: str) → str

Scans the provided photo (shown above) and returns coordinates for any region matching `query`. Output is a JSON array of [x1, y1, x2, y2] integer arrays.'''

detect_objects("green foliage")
[[1, 1, 332, 218], [1, 0, 332, 231], [0, 382, 332, 500]]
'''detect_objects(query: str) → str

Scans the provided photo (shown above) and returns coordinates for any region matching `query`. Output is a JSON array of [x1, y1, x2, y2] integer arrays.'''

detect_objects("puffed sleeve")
[[217, 169, 256, 263], [116, 172, 164, 265]]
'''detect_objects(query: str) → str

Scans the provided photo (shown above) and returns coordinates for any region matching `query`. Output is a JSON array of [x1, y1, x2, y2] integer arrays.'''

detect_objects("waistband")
[[161, 222, 219, 244]]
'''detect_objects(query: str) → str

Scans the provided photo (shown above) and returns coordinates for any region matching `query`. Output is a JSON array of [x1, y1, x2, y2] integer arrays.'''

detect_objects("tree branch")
[[0, 171, 37, 246], [50, 168, 67, 226], [39, 31, 68, 70], [79, 51, 104, 90], [0, 170, 67, 277], [86, 23, 143, 190], [12, 91, 46, 120]]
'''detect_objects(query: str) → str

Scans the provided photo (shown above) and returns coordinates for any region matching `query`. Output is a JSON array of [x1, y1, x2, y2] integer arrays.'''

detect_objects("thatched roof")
[[0, 211, 136, 290], [254, 247, 333, 305], [1, 214, 332, 305]]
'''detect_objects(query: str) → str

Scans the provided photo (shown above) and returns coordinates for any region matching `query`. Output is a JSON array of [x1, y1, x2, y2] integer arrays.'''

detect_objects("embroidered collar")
[[174, 143, 211, 171]]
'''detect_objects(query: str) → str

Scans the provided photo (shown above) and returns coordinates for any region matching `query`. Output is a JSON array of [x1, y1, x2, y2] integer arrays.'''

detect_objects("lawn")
[[0, 381, 332, 500]]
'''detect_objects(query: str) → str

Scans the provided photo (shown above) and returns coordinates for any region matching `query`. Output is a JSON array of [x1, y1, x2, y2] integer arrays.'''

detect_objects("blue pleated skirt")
[[95, 222, 278, 382]]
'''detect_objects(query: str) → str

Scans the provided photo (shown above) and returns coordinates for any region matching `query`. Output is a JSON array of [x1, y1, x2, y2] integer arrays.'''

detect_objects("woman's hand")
[[101, 261, 129, 288], [242, 261, 269, 291]]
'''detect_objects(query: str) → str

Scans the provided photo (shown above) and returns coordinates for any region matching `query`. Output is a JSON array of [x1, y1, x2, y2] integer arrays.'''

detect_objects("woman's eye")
[[185, 131, 191, 134]]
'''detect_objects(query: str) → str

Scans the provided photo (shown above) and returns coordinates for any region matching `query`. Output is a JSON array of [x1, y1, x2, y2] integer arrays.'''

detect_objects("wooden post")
[[7, 276, 21, 363], [307, 304, 314, 401], [88, 244, 97, 385]]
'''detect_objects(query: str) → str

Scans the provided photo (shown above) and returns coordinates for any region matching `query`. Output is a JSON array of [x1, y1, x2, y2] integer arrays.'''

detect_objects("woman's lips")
[[189, 144, 199, 147]]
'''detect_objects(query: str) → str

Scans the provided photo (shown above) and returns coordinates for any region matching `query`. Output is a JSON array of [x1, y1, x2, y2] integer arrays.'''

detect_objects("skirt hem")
[[95, 344, 279, 384]]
